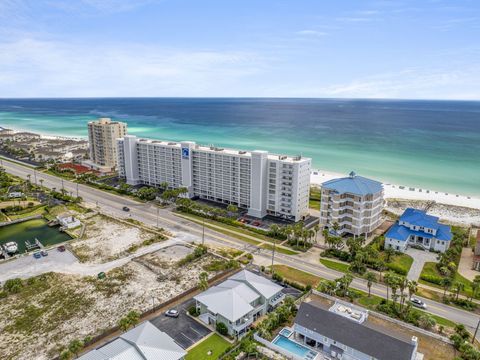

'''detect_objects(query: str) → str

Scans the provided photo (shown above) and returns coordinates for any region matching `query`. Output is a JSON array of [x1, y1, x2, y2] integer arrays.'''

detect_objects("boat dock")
[[25, 238, 44, 251]]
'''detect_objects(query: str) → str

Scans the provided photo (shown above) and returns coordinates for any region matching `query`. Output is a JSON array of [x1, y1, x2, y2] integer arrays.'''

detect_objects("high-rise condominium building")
[[117, 135, 311, 221], [319, 172, 384, 236], [87, 118, 127, 171]]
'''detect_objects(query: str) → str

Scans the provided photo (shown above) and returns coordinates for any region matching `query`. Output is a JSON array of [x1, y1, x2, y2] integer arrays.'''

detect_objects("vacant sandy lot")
[[70, 214, 166, 263], [0, 245, 222, 360]]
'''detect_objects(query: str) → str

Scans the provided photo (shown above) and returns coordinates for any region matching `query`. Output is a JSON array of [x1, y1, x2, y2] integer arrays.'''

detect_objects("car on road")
[[165, 309, 179, 318], [40, 250, 48, 257], [122, 206, 130, 212], [33, 252, 42, 259], [410, 297, 427, 309], [57, 245, 66, 252]]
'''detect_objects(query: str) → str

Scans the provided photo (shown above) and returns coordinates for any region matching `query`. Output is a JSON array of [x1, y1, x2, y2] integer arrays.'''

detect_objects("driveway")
[[150, 298, 211, 349], [405, 248, 439, 281]]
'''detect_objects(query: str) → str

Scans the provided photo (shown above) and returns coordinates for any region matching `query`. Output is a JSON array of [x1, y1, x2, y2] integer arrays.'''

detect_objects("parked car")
[[57, 245, 66, 252], [122, 206, 130, 212], [33, 252, 42, 259], [410, 297, 427, 309], [40, 250, 48, 257], [165, 309, 179, 318]]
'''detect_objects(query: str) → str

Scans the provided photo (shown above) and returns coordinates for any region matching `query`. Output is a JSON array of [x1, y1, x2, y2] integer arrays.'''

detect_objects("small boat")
[[3, 241, 19, 255]]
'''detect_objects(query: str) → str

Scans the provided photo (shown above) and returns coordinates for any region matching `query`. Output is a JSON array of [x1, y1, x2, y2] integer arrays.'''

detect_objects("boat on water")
[[3, 241, 19, 255]]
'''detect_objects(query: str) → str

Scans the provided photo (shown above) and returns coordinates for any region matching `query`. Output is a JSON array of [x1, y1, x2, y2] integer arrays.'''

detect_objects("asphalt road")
[[2, 158, 479, 335]]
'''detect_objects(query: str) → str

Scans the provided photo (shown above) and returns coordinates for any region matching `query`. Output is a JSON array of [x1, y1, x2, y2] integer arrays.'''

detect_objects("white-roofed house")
[[77, 321, 186, 360], [194, 270, 284, 337]]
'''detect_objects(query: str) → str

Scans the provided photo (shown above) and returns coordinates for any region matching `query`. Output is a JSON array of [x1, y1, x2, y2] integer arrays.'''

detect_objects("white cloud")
[[265, 67, 480, 100], [0, 38, 266, 97], [296, 30, 328, 37]]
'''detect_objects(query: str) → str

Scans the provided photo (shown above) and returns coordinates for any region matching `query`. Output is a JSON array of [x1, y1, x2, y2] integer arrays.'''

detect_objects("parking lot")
[[150, 298, 211, 349]]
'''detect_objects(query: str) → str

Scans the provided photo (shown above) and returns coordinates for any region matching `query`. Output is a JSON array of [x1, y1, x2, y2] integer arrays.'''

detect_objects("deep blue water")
[[0, 98, 479, 196]]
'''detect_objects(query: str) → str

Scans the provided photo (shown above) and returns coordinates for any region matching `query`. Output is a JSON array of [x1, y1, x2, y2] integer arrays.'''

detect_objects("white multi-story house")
[[385, 208, 452, 253], [117, 135, 311, 221], [87, 117, 127, 172], [291, 301, 421, 360], [319, 172, 384, 236], [194, 270, 285, 337]]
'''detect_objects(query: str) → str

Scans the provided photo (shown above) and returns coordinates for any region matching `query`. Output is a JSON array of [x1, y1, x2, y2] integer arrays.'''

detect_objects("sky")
[[0, 0, 479, 99]]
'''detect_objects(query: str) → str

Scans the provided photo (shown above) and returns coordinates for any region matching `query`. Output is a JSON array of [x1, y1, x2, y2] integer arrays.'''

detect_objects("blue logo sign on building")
[[182, 147, 190, 159]]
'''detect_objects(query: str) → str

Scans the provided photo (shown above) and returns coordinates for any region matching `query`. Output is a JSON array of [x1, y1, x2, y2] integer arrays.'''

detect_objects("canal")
[[0, 218, 72, 254]]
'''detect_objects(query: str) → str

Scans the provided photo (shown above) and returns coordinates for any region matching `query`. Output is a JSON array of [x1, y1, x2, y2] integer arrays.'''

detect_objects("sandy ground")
[[70, 214, 165, 263], [311, 169, 480, 211], [0, 246, 221, 360], [385, 199, 480, 226]]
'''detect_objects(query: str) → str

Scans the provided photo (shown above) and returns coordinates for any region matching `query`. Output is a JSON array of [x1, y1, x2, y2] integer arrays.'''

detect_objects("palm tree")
[[440, 277, 452, 300], [384, 247, 395, 263], [471, 275, 480, 301], [365, 271, 376, 297], [313, 224, 320, 243], [452, 282, 465, 301], [198, 272, 209, 290]]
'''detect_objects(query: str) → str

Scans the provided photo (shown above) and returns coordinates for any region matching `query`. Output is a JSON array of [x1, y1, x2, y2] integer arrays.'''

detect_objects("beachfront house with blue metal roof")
[[319, 172, 384, 237], [385, 208, 452, 253]]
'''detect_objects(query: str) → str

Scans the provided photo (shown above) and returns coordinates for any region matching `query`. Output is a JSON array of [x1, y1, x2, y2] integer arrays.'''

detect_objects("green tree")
[[198, 272, 209, 290], [452, 282, 465, 301], [365, 272, 376, 297], [418, 314, 436, 330], [59, 350, 72, 360], [441, 277, 453, 300], [384, 247, 395, 263], [226, 204, 238, 217], [216, 322, 228, 336]]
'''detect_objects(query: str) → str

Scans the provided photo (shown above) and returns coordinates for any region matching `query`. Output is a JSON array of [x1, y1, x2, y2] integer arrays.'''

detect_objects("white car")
[[410, 297, 427, 309], [165, 309, 179, 318]]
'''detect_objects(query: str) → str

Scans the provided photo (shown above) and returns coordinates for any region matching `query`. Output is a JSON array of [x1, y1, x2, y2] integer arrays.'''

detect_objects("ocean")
[[0, 98, 479, 196]]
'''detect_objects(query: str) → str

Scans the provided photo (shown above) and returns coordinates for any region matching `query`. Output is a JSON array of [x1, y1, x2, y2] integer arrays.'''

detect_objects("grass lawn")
[[272, 265, 322, 287], [383, 253, 413, 275], [319, 258, 350, 273], [309, 187, 321, 209], [262, 243, 298, 255], [419, 262, 474, 298], [175, 212, 263, 245], [8, 205, 47, 220], [185, 334, 230, 360]]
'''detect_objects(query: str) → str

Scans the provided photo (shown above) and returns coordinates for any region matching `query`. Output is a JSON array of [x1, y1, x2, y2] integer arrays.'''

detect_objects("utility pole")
[[473, 318, 480, 343], [271, 238, 276, 276]]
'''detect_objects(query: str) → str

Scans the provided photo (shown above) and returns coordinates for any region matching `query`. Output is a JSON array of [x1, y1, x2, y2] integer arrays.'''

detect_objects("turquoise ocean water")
[[0, 98, 479, 196]]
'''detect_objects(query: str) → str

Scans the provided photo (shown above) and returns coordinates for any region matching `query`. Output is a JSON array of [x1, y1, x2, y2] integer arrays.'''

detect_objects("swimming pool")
[[279, 328, 293, 337], [272, 335, 318, 359]]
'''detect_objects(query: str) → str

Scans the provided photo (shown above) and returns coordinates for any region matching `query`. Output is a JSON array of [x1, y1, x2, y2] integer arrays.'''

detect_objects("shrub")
[[188, 306, 199, 317], [4, 278, 23, 293], [420, 274, 443, 285], [385, 263, 407, 275], [216, 322, 229, 336]]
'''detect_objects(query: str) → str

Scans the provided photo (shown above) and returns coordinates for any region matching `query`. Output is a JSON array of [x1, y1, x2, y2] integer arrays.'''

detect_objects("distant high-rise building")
[[319, 172, 384, 236], [117, 135, 311, 221], [86, 118, 127, 172]]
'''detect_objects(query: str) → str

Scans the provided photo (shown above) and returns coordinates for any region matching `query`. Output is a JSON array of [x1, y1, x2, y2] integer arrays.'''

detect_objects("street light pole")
[[76, 182, 79, 198], [156, 207, 159, 228], [202, 217, 205, 245], [271, 238, 276, 276], [33, 169, 37, 185]]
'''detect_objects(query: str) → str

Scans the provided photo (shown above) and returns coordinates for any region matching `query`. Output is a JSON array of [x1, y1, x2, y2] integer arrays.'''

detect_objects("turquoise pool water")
[[272, 335, 318, 359]]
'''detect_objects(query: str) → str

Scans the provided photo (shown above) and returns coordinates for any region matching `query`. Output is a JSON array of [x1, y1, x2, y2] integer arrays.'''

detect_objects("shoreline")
[[311, 169, 480, 211], [2, 123, 480, 213]]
